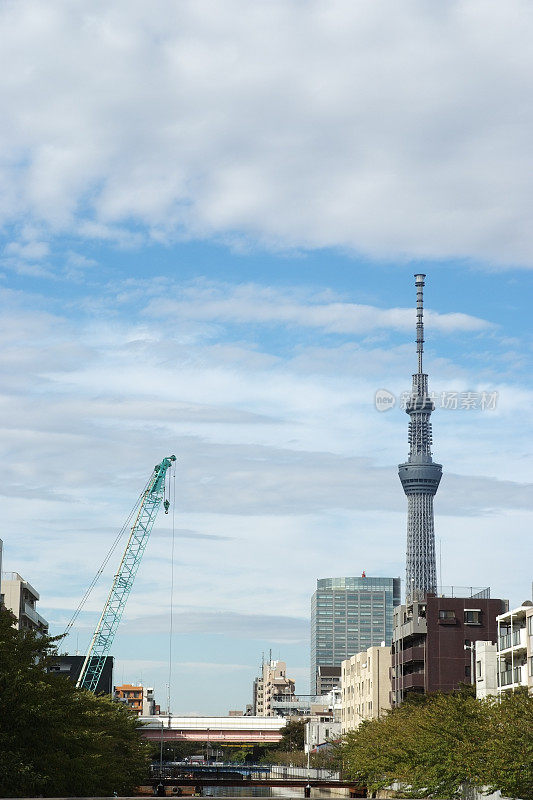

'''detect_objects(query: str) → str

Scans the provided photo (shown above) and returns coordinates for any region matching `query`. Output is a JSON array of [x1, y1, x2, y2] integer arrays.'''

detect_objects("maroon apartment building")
[[391, 592, 508, 704]]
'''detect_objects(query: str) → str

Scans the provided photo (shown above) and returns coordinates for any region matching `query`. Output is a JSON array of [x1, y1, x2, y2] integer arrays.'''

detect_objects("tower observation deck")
[[398, 274, 442, 602]]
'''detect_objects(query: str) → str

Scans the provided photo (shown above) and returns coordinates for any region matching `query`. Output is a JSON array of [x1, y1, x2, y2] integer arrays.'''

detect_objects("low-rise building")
[[114, 684, 157, 715], [341, 645, 391, 732], [305, 718, 342, 753], [391, 590, 507, 704], [48, 654, 114, 695], [0, 571, 48, 635]]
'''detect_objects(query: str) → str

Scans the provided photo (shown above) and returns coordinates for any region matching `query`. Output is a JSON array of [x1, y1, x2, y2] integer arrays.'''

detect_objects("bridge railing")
[[270, 765, 340, 781], [150, 762, 340, 782]]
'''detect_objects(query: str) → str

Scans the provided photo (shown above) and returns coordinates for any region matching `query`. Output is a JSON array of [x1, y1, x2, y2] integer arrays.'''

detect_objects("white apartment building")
[[1, 571, 48, 634], [341, 645, 392, 733], [496, 602, 533, 695], [305, 718, 342, 753], [304, 686, 342, 752], [253, 659, 296, 716]]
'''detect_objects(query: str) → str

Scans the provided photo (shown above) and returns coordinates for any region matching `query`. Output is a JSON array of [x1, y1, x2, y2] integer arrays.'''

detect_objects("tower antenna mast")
[[416, 273, 425, 375], [398, 275, 442, 602]]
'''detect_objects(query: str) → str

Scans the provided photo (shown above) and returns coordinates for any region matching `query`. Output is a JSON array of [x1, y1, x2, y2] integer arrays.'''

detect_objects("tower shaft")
[[398, 274, 442, 602]]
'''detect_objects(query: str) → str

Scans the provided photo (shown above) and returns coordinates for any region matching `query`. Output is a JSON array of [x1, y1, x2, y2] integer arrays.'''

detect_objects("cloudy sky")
[[1, 0, 532, 715]]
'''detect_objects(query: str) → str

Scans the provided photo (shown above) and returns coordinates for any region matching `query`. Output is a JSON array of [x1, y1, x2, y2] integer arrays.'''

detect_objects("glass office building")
[[311, 576, 401, 695]]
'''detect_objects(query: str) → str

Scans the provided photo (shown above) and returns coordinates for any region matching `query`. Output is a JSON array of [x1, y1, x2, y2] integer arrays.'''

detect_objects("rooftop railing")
[[436, 586, 491, 599]]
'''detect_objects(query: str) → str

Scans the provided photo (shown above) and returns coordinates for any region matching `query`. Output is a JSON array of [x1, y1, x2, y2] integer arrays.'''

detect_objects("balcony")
[[499, 628, 527, 653], [394, 617, 427, 640], [499, 666, 523, 687], [401, 672, 425, 690], [401, 646, 425, 664], [23, 603, 48, 629]]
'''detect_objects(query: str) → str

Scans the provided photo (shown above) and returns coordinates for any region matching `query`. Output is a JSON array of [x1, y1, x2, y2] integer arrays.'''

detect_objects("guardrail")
[[150, 762, 340, 781], [270, 765, 340, 780]]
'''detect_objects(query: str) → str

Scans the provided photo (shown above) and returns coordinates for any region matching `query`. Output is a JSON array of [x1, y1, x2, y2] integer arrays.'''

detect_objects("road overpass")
[[139, 716, 286, 744]]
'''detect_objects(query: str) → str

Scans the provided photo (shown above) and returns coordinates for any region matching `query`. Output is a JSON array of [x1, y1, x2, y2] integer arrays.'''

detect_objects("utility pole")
[[464, 642, 476, 689]]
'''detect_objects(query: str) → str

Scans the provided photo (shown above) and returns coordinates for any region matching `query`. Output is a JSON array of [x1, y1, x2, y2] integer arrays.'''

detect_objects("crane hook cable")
[[62, 474, 153, 642], [167, 463, 177, 716]]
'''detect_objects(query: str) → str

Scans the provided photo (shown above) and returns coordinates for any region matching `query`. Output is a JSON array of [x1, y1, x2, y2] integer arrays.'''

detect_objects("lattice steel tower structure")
[[398, 274, 442, 602]]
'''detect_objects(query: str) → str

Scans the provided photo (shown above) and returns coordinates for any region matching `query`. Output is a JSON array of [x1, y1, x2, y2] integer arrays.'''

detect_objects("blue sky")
[[1, 0, 533, 715]]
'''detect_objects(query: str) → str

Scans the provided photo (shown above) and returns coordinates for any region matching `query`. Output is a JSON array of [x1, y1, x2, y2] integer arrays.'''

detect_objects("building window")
[[464, 610, 482, 625], [439, 610, 456, 621], [477, 660, 482, 678], [528, 616, 533, 636], [529, 656, 533, 677]]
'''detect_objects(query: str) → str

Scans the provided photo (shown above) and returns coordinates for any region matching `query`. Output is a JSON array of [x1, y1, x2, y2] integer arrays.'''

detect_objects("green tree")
[[483, 690, 533, 800], [277, 718, 307, 752], [340, 689, 533, 799], [0, 606, 151, 796]]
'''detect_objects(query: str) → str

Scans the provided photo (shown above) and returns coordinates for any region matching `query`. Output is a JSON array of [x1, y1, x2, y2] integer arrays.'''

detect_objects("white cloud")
[[1, 0, 533, 264], [144, 282, 492, 335], [120, 610, 309, 643], [4, 240, 49, 260]]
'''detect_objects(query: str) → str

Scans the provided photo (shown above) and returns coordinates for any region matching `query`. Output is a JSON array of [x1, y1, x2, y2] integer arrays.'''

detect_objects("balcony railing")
[[401, 645, 425, 663], [23, 603, 48, 628], [402, 672, 425, 689], [499, 667, 522, 687], [499, 629, 525, 651]]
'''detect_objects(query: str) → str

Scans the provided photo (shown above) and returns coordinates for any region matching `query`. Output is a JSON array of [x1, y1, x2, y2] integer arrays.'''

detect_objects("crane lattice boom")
[[77, 455, 176, 692]]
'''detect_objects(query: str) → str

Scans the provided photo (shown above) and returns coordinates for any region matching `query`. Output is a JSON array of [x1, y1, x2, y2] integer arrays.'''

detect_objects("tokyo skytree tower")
[[398, 274, 442, 602]]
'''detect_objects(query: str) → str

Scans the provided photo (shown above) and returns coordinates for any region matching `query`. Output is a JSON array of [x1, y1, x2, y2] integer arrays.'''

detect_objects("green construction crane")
[[76, 455, 176, 692]]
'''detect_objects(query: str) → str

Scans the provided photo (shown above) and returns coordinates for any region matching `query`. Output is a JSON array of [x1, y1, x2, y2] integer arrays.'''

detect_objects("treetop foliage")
[[339, 688, 533, 799], [0, 606, 151, 797]]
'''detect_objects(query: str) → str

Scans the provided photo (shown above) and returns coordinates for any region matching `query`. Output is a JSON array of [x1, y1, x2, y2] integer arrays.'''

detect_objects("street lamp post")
[[156, 718, 165, 797], [305, 720, 311, 798]]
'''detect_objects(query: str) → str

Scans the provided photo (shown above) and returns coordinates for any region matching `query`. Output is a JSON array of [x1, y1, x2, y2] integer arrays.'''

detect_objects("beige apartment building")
[[253, 659, 296, 716], [341, 645, 391, 733]]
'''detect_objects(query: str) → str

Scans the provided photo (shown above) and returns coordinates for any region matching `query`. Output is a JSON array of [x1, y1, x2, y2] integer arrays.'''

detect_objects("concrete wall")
[[475, 641, 498, 699]]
